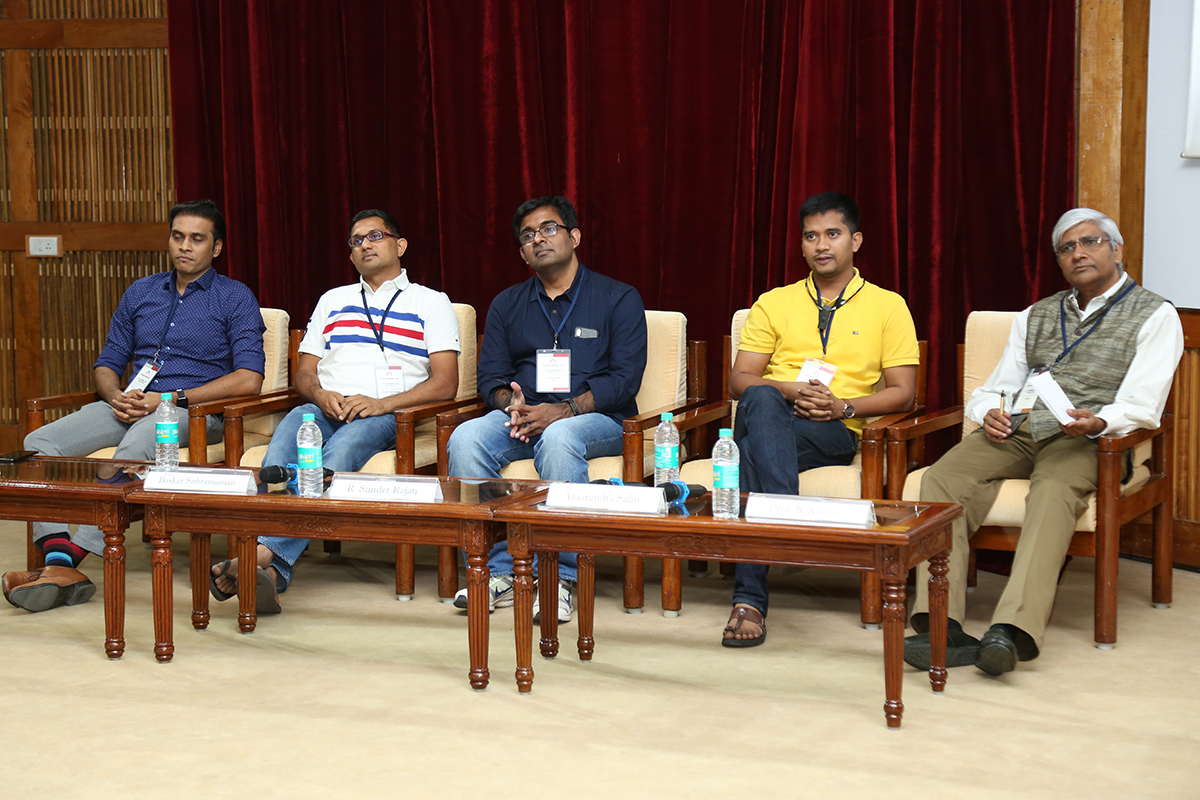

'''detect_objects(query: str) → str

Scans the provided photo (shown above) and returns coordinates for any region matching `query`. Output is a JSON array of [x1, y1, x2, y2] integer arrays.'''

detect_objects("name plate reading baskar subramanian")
[[328, 473, 444, 503], [143, 467, 257, 496], [744, 493, 876, 528], [543, 482, 667, 515]]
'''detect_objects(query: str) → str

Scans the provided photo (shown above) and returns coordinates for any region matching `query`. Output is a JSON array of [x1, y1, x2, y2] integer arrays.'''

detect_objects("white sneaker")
[[452, 574, 515, 612], [533, 579, 574, 623]]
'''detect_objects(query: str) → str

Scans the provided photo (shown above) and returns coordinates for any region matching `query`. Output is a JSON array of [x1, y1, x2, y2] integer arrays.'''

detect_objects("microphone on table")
[[590, 477, 708, 505], [259, 464, 335, 484]]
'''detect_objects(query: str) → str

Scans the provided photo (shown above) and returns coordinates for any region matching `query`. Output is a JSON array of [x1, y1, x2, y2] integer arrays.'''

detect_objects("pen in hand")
[[1000, 390, 1006, 415]]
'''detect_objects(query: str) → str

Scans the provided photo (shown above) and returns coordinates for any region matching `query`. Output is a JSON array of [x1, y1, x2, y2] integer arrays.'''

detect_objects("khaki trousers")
[[914, 419, 1098, 650]]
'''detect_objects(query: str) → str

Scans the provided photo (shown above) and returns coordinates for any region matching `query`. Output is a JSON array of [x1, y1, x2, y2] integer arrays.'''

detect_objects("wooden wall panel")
[[28, 0, 163, 19], [0, 254, 15, 426]]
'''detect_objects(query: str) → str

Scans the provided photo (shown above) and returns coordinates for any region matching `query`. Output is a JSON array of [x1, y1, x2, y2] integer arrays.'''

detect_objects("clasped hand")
[[503, 381, 567, 442], [792, 379, 840, 420], [108, 389, 161, 423], [316, 390, 386, 422]]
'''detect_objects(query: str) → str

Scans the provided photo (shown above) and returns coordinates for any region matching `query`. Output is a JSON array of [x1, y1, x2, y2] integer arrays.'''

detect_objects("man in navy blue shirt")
[[448, 195, 647, 622], [3, 200, 265, 614]]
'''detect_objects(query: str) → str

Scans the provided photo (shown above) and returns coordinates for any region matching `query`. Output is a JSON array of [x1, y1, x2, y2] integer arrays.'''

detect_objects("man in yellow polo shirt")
[[722, 191, 919, 647]]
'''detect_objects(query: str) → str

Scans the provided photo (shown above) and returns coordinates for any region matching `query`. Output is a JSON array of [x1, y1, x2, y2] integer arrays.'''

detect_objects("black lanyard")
[[536, 266, 584, 348], [806, 274, 864, 357], [361, 284, 404, 356], [1056, 279, 1135, 363], [153, 275, 186, 361]]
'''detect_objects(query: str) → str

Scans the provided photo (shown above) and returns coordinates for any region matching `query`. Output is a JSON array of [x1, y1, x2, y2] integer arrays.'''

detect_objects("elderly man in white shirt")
[[904, 207, 1183, 676]]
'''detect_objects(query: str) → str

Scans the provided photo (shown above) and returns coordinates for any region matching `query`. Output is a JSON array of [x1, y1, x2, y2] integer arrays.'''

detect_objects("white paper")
[[744, 493, 876, 528], [543, 483, 667, 515], [328, 473, 443, 503], [143, 466, 257, 496], [1029, 371, 1077, 426]]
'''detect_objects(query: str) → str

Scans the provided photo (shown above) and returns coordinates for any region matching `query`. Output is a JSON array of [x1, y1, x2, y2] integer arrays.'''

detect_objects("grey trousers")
[[24, 400, 222, 554], [913, 419, 1098, 651]]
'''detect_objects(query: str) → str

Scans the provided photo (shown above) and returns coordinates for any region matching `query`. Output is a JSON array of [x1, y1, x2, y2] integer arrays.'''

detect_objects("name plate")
[[544, 483, 667, 515], [328, 473, 443, 503], [143, 467, 257, 496], [744, 493, 876, 528]]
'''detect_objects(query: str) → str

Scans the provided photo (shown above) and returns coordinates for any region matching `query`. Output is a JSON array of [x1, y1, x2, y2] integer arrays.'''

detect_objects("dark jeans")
[[731, 384, 858, 615]]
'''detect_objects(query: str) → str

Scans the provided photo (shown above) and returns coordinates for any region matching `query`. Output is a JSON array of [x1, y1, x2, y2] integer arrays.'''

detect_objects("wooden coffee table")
[[496, 494, 962, 728], [0, 456, 146, 658], [128, 477, 548, 689]]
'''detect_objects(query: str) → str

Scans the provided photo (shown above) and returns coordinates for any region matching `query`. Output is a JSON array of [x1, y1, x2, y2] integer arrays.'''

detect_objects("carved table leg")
[[882, 571, 907, 729], [510, 522, 535, 693], [927, 550, 950, 694], [190, 533, 211, 630], [102, 507, 128, 660], [236, 534, 257, 634], [539, 550, 560, 659], [147, 505, 175, 663], [462, 520, 490, 691], [577, 554, 596, 661], [438, 545, 459, 600]]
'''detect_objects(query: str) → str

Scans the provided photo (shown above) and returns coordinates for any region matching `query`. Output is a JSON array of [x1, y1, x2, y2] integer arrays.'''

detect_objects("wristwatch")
[[176, 389, 189, 409], [842, 400, 856, 419]]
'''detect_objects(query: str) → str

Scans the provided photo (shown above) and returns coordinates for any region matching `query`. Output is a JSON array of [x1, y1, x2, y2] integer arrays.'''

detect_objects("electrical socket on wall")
[[26, 235, 63, 257]]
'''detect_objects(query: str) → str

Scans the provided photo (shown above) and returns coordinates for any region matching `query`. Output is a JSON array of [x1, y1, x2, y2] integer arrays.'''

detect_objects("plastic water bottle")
[[154, 392, 179, 471], [296, 413, 324, 498], [654, 412, 680, 486], [711, 428, 740, 520]]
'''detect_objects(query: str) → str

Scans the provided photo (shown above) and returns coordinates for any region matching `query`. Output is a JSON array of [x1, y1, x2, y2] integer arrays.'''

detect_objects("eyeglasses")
[[518, 221, 567, 247], [348, 229, 400, 249], [1054, 235, 1111, 256]]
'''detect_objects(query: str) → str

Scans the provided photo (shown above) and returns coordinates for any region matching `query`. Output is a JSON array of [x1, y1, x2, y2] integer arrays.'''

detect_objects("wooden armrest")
[[860, 404, 925, 441], [27, 390, 101, 413], [396, 395, 481, 425], [1098, 416, 1173, 452], [436, 401, 488, 428], [670, 400, 733, 432], [886, 405, 965, 441], [222, 390, 302, 419], [622, 399, 709, 434]]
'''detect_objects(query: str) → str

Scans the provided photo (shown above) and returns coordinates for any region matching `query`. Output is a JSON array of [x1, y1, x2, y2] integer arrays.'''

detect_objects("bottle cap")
[[302, 413, 315, 421], [719, 428, 732, 437], [161, 392, 171, 401], [661, 412, 674, 422]]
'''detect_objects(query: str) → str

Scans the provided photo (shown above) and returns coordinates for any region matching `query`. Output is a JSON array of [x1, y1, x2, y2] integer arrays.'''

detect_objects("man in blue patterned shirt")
[[3, 199, 266, 613]]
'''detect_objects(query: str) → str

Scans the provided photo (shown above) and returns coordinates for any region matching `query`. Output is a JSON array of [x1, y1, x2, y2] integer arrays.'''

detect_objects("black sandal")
[[209, 560, 237, 602]]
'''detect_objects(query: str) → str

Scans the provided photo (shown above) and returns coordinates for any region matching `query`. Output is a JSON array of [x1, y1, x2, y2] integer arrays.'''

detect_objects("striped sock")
[[41, 535, 88, 568]]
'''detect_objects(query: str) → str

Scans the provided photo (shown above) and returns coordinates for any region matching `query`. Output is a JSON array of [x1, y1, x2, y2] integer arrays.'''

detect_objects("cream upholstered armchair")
[[887, 310, 1174, 648], [678, 308, 927, 625], [436, 310, 705, 611], [218, 303, 478, 599]]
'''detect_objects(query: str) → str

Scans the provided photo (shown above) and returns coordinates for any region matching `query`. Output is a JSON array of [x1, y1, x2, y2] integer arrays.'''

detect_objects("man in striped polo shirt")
[[210, 209, 461, 612]]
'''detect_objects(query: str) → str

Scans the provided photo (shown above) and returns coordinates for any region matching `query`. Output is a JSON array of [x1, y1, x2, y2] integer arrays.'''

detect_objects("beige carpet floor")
[[1, 518, 1198, 799]]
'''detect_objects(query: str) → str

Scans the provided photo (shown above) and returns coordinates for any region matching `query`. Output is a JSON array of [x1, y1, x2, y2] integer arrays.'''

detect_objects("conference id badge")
[[1014, 372, 1043, 413], [536, 349, 571, 393], [797, 357, 837, 387], [126, 359, 162, 392], [375, 366, 406, 398]]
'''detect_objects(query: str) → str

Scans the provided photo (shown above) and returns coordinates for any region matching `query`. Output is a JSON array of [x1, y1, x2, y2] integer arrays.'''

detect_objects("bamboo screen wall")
[[1175, 320, 1200, 525], [0, 1, 169, 440]]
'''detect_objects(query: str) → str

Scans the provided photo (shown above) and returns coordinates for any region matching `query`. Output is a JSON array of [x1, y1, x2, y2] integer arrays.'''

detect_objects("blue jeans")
[[447, 408, 625, 582], [24, 400, 222, 555], [731, 384, 858, 615], [258, 403, 397, 590]]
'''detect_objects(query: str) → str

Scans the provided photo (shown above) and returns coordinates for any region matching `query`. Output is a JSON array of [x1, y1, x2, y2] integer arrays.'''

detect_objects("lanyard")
[[153, 276, 186, 361], [536, 266, 585, 348], [806, 274, 864, 357], [361, 284, 405, 357], [1056, 279, 1135, 363]]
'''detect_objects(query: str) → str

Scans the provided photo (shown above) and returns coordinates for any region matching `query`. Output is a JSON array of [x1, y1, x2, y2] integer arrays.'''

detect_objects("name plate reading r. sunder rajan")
[[544, 483, 667, 515], [744, 493, 876, 528], [328, 474, 444, 503], [143, 467, 257, 496]]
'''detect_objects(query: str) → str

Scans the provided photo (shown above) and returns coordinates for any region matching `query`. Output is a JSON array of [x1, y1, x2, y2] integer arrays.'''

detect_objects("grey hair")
[[1051, 208, 1124, 253]]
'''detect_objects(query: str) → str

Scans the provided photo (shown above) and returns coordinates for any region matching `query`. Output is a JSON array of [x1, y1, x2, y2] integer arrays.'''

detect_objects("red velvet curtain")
[[168, 0, 1075, 410]]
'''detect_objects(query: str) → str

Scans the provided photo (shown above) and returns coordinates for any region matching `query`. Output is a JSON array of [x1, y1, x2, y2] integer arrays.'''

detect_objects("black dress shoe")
[[976, 625, 1019, 675], [904, 619, 979, 670]]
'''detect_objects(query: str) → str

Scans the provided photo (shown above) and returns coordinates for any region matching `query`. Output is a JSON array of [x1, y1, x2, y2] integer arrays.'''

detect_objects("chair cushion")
[[901, 463, 1152, 533], [453, 304, 478, 400], [680, 450, 870, 499], [245, 307, 292, 437]]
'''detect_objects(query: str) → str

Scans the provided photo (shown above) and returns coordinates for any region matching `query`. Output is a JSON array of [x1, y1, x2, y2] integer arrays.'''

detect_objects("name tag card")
[[328, 473, 443, 503], [744, 493, 876, 528], [143, 467, 257, 496], [543, 483, 667, 515]]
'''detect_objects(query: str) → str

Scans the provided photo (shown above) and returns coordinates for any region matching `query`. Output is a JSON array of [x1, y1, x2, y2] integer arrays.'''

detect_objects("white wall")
[[1144, 0, 1200, 308]]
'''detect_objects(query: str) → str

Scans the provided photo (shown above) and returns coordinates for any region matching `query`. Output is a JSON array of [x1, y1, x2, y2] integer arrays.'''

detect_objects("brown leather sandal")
[[721, 605, 766, 648]]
